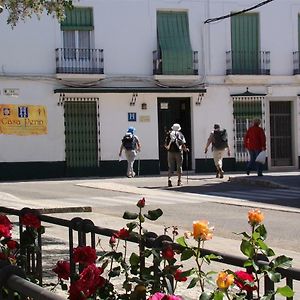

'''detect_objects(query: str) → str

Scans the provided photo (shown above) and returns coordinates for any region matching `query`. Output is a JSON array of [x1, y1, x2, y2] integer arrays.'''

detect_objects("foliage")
[[51, 200, 295, 300], [0, 0, 74, 27]]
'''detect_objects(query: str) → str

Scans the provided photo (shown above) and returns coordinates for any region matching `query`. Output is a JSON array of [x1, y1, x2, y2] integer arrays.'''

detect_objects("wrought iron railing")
[[1, 206, 299, 299], [293, 51, 300, 75], [226, 50, 270, 75], [153, 50, 199, 75], [55, 48, 104, 74]]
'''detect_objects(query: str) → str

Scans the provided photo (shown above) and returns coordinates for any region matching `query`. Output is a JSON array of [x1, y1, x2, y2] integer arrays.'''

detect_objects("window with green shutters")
[[230, 13, 260, 74], [232, 94, 264, 162], [156, 11, 194, 75]]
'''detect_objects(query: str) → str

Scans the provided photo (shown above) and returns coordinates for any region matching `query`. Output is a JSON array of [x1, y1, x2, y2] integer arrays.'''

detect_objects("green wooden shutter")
[[298, 14, 300, 51], [61, 7, 94, 31], [64, 101, 98, 168], [157, 11, 193, 75], [231, 13, 259, 74]]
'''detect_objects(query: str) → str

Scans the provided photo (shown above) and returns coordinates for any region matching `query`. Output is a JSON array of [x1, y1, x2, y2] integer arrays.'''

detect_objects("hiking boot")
[[219, 169, 224, 178], [246, 170, 250, 175], [168, 180, 172, 187], [216, 172, 220, 178], [132, 171, 136, 177], [177, 180, 182, 186]]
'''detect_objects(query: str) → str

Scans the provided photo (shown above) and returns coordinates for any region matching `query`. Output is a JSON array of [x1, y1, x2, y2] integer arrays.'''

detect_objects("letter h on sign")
[[18, 106, 28, 118], [128, 112, 136, 122]]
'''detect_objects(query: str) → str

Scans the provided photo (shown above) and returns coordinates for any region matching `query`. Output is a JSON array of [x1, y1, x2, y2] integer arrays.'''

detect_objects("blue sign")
[[18, 106, 28, 118], [128, 112, 136, 122]]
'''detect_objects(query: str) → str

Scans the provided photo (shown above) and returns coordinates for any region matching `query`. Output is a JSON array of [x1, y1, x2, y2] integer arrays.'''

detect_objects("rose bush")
[[50, 199, 295, 300]]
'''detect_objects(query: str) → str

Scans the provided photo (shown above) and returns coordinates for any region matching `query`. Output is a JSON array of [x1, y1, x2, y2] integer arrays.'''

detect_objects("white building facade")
[[0, 0, 299, 180]]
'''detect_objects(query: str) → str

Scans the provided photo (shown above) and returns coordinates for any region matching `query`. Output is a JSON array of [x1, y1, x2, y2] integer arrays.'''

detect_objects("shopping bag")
[[255, 150, 266, 164]]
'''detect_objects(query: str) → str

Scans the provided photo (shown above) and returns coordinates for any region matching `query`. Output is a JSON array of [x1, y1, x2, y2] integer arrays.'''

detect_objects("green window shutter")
[[61, 7, 94, 31], [298, 14, 300, 51], [231, 13, 259, 74], [157, 11, 193, 75]]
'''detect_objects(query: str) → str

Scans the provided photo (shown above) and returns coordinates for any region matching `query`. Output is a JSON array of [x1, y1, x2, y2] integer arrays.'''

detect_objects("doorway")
[[157, 97, 192, 171], [269, 101, 293, 167]]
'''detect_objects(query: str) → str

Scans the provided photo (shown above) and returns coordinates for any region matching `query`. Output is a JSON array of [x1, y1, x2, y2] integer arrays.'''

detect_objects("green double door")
[[157, 98, 192, 171], [64, 101, 99, 176]]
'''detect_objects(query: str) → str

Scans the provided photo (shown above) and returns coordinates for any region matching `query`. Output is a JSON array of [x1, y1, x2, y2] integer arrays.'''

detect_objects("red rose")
[[109, 235, 117, 246], [0, 252, 7, 260], [137, 197, 146, 208], [53, 260, 71, 280], [20, 213, 41, 229], [174, 269, 187, 282], [0, 224, 11, 238], [114, 228, 130, 240], [73, 246, 97, 265], [162, 246, 175, 260], [6, 240, 19, 250], [68, 280, 87, 300], [235, 270, 257, 292]]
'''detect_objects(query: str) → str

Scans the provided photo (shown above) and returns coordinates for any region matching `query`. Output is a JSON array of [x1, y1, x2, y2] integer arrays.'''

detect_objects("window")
[[156, 11, 194, 75], [61, 7, 93, 60]]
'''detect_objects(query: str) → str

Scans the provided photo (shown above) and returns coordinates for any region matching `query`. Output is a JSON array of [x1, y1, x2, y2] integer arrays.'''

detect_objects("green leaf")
[[180, 268, 195, 277], [213, 291, 225, 300], [263, 247, 275, 257], [235, 231, 251, 239], [129, 252, 140, 267], [257, 239, 268, 250], [108, 266, 121, 277], [204, 254, 222, 264], [266, 270, 281, 282], [255, 224, 267, 240], [123, 211, 138, 220], [176, 236, 188, 247], [187, 277, 198, 289], [240, 240, 255, 258], [276, 285, 295, 297], [199, 291, 214, 300], [144, 208, 163, 221], [126, 221, 138, 231], [139, 213, 145, 223], [272, 255, 293, 269], [181, 248, 194, 261]]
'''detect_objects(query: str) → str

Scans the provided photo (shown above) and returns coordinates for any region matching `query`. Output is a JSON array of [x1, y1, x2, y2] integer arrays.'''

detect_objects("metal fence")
[[0, 206, 299, 300]]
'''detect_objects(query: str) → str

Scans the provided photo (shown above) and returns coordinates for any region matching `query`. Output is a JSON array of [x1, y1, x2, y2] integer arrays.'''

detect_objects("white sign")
[[3, 89, 20, 97], [160, 102, 168, 109]]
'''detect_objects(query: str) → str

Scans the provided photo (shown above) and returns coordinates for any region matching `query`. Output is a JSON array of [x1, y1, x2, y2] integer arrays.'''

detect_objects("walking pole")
[[186, 151, 189, 184], [137, 153, 141, 176]]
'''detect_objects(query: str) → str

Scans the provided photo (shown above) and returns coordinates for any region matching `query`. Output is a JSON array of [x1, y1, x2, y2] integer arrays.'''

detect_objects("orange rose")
[[248, 209, 264, 226], [193, 220, 213, 241], [216, 271, 234, 290]]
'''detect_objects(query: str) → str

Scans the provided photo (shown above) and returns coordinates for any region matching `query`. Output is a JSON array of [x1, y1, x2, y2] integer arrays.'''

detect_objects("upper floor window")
[[60, 7, 94, 59]]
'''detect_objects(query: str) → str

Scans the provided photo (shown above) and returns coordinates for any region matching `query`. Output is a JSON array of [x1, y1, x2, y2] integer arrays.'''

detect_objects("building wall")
[[0, 0, 300, 180]]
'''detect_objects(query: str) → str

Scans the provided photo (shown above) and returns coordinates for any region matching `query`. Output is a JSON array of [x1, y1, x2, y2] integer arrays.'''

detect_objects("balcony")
[[55, 48, 105, 81], [226, 50, 270, 75], [153, 50, 199, 86]]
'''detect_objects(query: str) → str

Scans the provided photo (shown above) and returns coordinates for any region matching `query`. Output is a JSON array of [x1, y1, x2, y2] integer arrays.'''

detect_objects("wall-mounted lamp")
[[141, 102, 147, 110], [130, 93, 138, 106], [195, 93, 204, 105]]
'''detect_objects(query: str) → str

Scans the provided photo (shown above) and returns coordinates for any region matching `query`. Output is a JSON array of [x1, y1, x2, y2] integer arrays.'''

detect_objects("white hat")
[[171, 123, 181, 131]]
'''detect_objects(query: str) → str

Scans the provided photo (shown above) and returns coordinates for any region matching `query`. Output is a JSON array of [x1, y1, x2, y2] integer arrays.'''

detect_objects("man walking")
[[204, 124, 230, 178], [164, 123, 189, 187], [244, 118, 266, 176], [119, 127, 141, 178]]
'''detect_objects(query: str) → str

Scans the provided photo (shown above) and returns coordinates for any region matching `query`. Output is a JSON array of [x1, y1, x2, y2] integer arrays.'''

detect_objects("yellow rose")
[[216, 271, 235, 290], [248, 209, 264, 226], [193, 220, 213, 241]]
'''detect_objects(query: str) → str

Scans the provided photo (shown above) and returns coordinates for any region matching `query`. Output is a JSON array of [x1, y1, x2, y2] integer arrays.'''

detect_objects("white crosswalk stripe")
[[207, 189, 300, 201]]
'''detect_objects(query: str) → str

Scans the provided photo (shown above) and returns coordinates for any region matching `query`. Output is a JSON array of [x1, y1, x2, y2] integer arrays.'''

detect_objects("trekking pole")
[[137, 153, 141, 176], [186, 151, 189, 184]]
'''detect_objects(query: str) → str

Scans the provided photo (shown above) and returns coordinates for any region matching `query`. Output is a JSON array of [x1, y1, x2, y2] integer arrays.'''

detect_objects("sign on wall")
[[0, 104, 48, 135]]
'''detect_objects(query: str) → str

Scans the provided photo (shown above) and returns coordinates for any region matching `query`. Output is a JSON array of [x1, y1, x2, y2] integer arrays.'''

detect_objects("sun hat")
[[127, 127, 136, 134], [171, 123, 181, 131]]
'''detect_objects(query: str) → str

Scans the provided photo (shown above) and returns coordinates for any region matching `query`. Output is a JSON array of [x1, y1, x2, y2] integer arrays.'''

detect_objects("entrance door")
[[270, 101, 293, 167], [157, 98, 191, 171]]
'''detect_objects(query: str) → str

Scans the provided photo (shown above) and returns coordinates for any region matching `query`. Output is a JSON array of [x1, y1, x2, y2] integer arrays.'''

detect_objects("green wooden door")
[[231, 13, 259, 74], [157, 98, 191, 171], [64, 101, 98, 174]]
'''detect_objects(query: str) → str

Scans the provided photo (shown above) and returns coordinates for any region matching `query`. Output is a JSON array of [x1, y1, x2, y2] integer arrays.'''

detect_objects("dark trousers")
[[247, 150, 263, 175]]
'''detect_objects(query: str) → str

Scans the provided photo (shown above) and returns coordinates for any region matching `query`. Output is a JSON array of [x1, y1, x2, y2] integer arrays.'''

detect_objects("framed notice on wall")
[[0, 104, 48, 135]]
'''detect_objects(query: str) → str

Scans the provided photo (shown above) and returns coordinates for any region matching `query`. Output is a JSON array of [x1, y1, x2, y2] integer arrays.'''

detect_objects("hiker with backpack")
[[164, 123, 189, 187], [204, 124, 230, 178], [119, 127, 141, 178]]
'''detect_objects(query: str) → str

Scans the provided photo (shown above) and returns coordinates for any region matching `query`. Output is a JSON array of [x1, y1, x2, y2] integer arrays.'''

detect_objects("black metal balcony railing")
[[55, 48, 104, 74], [153, 50, 199, 75], [1, 206, 299, 300], [293, 51, 300, 75], [226, 50, 270, 75]]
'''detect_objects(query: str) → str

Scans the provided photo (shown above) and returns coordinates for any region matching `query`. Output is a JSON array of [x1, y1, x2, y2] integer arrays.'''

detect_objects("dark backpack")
[[122, 133, 136, 150], [213, 129, 228, 150], [165, 131, 184, 152]]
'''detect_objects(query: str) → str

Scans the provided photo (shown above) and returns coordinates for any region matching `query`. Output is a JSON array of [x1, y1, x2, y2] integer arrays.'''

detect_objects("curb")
[[229, 176, 290, 189], [37, 206, 92, 214]]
